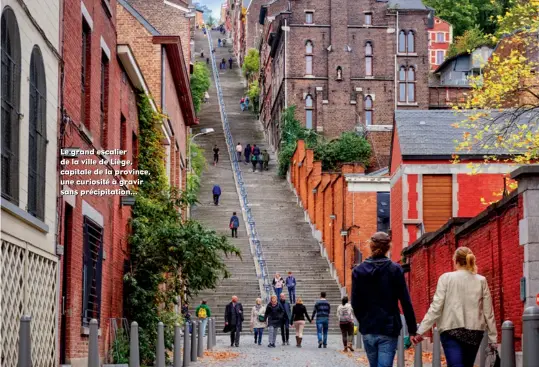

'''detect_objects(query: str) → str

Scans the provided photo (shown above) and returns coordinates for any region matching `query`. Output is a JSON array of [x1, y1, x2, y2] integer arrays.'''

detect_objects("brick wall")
[[290, 140, 384, 294], [403, 193, 524, 349], [60, 0, 136, 363]]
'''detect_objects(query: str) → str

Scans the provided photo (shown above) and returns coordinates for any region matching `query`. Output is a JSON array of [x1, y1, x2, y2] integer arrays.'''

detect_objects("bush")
[[277, 106, 372, 176], [242, 48, 259, 79], [190, 62, 211, 113]]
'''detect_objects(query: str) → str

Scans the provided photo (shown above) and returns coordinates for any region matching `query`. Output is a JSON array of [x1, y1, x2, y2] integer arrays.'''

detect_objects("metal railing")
[[206, 31, 272, 304]]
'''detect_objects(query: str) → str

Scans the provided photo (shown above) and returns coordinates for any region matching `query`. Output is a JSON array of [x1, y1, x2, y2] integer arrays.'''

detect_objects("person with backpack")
[[212, 184, 221, 206], [251, 153, 258, 172], [279, 293, 292, 345], [337, 296, 355, 352], [312, 292, 331, 348], [272, 273, 285, 299], [196, 300, 211, 337], [240, 97, 245, 111], [351, 232, 417, 367], [411, 247, 497, 367], [285, 271, 297, 304], [291, 297, 311, 347], [250, 298, 266, 345], [229, 212, 239, 238], [264, 295, 284, 348]]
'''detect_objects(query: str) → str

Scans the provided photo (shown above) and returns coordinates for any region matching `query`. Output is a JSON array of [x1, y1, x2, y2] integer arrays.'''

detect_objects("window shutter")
[[423, 175, 453, 232]]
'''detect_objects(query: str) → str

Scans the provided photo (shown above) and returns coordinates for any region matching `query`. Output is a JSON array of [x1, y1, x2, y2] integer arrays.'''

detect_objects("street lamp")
[[188, 128, 214, 173]]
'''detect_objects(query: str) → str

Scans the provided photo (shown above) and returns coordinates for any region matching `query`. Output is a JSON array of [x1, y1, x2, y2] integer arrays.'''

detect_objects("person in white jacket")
[[337, 296, 355, 352], [411, 247, 497, 367], [250, 298, 267, 345]]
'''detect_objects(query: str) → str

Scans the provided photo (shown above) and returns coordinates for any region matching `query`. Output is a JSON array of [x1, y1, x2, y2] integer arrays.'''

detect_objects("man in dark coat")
[[224, 295, 244, 347], [279, 293, 292, 345]]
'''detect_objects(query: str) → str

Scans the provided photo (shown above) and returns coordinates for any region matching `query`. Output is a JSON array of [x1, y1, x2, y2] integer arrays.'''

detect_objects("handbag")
[[258, 314, 265, 322]]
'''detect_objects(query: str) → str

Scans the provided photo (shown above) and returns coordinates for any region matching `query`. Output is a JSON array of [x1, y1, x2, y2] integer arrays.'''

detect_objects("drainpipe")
[[284, 18, 288, 108], [161, 46, 166, 112]]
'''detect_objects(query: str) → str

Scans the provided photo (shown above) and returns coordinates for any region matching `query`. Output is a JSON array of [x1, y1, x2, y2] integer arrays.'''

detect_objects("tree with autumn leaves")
[[455, 0, 539, 166]]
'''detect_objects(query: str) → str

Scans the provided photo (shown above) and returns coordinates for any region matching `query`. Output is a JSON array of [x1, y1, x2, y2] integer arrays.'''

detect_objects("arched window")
[[364, 96, 373, 125], [398, 30, 406, 53], [1, 7, 22, 204], [398, 66, 416, 103], [305, 94, 313, 129], [407, 31, 415, 53], [305, 41, 313, 75], [365, 42, 373, 76], [28, 46, 47, 220]]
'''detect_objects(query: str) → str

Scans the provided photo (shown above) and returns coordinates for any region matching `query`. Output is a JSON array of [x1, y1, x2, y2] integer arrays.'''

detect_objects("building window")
[[28, 46, 47, 220], [305, 94, 313, 129], [399, 30, 415, 53], [436, 32, 444, 43], [81, 20, 91, 127], [100, 52, 109, 148], [82, 216, 104, 327], [305, 41, 313, 75], [364, 96, 373, 125], [436, 50, 445, 65], [1, 7, 22, 205], [365, 13, 372, 25], [377, 192, 390, 233], [305, 12, 313, 24], [399, 66, 416, 103], [398, 30, 406, 53], [407, 31, 415, 53], [365, 42, 373, 76]]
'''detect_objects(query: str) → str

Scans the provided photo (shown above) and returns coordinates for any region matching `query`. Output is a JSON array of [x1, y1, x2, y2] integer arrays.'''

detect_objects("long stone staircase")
[[192, 30, 342, 335]]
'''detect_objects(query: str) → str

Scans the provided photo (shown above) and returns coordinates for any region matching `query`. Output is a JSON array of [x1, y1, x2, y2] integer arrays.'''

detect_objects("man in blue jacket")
[[312, 292, 331, 348], [351, 232, 417, 367], [229, 212, 239, 238], [212, 184, 221, 205], [285, 271, 297, 304]]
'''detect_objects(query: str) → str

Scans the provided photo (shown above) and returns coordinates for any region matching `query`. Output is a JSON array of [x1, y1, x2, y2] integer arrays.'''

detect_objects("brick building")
[[389, 110, 516, 262], [245, 0, 266, 54], [428, 16, 452, 71], [403, 165, 539, 361], [117, 0, 197, 195], [258, 0, 433, 168], [196, 8, 204, 28], [232, 0, 248, 65], [1, 0, 60, 365], [289, 140, 390, 295], [58, 0, 142, 364]]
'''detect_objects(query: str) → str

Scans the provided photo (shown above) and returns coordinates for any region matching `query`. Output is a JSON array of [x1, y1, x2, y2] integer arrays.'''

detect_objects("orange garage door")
[[423, 175, 452, 233]]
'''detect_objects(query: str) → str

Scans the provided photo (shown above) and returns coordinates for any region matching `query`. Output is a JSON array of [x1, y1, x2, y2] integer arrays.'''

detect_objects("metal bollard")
[[523, 305, 539, 367], [183, 322, 190, 367], [156, 322, 165, 367], [198, 319, 204, 357], [414, 324, 423, 367], [129, 321, 140, 367], [501, 320, 515, 367], [207, 319, 213, 350], [18, 315, 31, 367], [174, 323, 182, 367], [191, 320, 198, 362], [213, 319, 217, 347], [432, 327, 442, 367], [479, 331, 488, 367], [355, 332, 363, 350], [88, 319, 99, 367], [397, 325, 405, 367]]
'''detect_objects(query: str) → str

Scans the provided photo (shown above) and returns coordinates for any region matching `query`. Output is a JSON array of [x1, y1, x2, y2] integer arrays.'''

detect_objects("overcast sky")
[[199, 0, 223, 20]]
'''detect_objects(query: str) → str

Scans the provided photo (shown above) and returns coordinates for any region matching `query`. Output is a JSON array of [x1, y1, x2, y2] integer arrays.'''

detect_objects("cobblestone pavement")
[[201, 334, 369, 366]]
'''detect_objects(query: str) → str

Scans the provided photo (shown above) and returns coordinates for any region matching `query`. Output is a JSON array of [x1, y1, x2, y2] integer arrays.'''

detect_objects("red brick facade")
[[290, 140, 390, 295], [59, 0, 136, 364], [258, 0, 432, 168], [428, 17, 452, 71], [404, 193, 524, 349]]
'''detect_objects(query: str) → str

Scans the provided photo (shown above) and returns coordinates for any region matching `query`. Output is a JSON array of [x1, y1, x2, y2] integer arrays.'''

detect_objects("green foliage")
[[124, 93, 240, 365], [277, 106, 372, 176], [242, 48, 260, 79], [446, 26, 493, 58], [186, 139, 206, 195], [247, 80, 260, 112], [110, 330, 129, 364], [207, 15, 216, 27], [190, 62, 211, 114]]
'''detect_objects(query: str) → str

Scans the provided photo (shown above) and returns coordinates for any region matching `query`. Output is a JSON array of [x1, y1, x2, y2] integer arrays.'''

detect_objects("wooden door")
[[423, 175, 452, 233]]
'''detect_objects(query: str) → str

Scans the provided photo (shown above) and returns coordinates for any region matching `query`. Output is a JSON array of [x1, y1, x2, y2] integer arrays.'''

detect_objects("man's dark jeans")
[[440, 332, 481, 367], [281, 321, 289, 343], [230, 324, 241, 346], [363, 334, 398, 367], [231, 228, 237, 238], [316, 318, 329, 345], [288, 287, 296, 303], [213, 194, 220, 205]]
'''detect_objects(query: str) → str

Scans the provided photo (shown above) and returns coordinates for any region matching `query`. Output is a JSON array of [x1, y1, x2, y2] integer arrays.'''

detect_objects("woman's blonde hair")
[[453, 247, 477, 274], [256, 298, 262, 305], [271, 295, 277, 302], [296, 297, 303, 305]]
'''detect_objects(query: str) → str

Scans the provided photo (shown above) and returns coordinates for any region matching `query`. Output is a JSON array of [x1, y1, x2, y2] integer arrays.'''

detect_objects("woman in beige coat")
[[250, 298, 266, 345], [412, 247, 497, 367]]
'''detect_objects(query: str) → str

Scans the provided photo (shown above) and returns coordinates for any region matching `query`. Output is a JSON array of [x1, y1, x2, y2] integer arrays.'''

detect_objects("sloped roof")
[[387, 0, 429, 10], [395, 110, 516, 157]]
